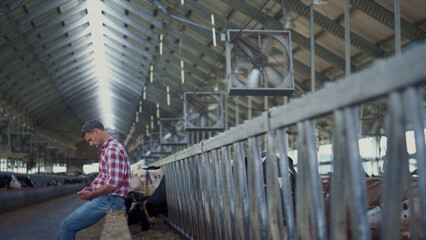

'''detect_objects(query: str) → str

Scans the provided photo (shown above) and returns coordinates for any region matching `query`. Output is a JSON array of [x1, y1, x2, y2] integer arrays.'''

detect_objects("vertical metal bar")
[[277, 128, 297, 239], [179, 160, 190, 234], [172, 162, 182, 230], [394, 0, 401, 55], [225, 94, 229, 130], [173, 161, 184, 230], [212, 149, 225, 240], [203, 152, 216, 240], [264, 96, 268, 111], [163, 165, 173, 222], [236, 96, 239, 126], [344, 0, 351, 77], [296, 121, 311, 239], [310, 0, 315, 92], [305, 120, 327, 240], [248, 97, 252, 120], [184, 158, 194, 237], [298, 120, 327, 239], [195, 155, 207, 240], [233, 142, 249, 239], [190, 156, 202, 239], [380, 92, 407, 240], [404, 87, 426, 235], [344, 107, 371, 240], [177, 161, 186, 231], [266, 130, 284, 239], [168, 164, 178, 224], [222, 146, 236, 240], [331, 110, 349, 240], [247, 136, 269, 239]]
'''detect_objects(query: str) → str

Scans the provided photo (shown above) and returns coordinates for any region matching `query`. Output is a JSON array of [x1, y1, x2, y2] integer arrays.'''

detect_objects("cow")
[[125, 176, 167, 231], [129, 160, 163, 195]]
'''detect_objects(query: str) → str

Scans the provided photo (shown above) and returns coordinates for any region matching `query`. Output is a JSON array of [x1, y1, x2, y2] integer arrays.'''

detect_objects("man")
[[57, 120, 131, 240]]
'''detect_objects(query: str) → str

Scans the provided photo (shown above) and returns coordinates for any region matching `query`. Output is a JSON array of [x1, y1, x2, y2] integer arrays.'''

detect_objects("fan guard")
[[11, 132, 33, 153], [160, 118, 188, 145], [32, 141, 49, 161], [0, 119, 10, 145], [149, 132, 173, 154], [226, 29, 294, 96], [184, 92, 224, 130]]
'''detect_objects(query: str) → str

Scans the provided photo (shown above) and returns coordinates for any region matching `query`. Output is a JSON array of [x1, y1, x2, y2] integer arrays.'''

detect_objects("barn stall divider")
[[149, 44, 426, 240]]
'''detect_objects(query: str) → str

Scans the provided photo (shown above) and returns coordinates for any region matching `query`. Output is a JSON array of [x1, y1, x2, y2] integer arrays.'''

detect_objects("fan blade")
[[247, 68, 260, 88], [234, 59, 252, 69], [163, 132, 172, 140], [268, 54, 289, 66], [188, 112, 200, 121], [206, 112, 219, 123], [261, 36, 273, 55], [264, 66, 283, 87], [207, 103, 219, 111], [200, 115, 206, 127]]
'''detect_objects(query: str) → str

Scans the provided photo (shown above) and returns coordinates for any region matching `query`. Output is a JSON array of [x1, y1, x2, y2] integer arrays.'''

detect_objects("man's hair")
[[81, 120, 105, 138]]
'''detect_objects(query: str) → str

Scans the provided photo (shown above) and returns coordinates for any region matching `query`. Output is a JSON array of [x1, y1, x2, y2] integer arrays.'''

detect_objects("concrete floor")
[[0, 193, 86, 240]]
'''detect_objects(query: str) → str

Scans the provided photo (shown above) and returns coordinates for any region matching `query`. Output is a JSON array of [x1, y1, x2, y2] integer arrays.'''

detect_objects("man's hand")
[[77, 189, 94, 200]]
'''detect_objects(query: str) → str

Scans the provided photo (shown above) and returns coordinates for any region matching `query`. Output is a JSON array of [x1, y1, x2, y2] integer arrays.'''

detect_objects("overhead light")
[[143, 86, 146, 100], [180, 60, 185, 84], [146, 124, 149, 136], [87, 0, 114, 129], [156, 103, 160, 119], [181, 0, 184, 5], [151, 116, 154, 129], [135, 112, 139, 123], [150, 65, 153, 83], [167, 86, 170, 106], [313, 0, 328, 5], [159, 34, 163, 55], [284, 16, 296, 30], [211, 14, 216, 47]]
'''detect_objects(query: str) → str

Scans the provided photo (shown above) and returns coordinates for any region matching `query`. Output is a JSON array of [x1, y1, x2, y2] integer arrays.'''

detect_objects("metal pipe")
[[394, 0, 401, 55], [344, 0, 351, 77], [310, 0, 315, 92]]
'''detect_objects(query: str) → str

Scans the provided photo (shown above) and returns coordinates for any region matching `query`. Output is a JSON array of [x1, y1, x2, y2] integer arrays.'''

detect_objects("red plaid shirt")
[[91, 137, 130, 198]]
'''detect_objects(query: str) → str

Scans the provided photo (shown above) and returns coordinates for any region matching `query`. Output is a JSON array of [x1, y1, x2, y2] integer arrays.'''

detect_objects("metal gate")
[[150, 45, 426, 240]]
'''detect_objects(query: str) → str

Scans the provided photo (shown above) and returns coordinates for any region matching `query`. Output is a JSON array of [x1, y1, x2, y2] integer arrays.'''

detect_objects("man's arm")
[[78, 184, 117, 200]]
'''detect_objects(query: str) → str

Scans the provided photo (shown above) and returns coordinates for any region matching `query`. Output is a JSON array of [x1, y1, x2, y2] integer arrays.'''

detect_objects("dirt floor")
[[77, 215, 186, 240], [128, 218, 186, 240]]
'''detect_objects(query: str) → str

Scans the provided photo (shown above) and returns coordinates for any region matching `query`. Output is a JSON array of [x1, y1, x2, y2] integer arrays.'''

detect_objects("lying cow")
[[125, 176, 167, 231]]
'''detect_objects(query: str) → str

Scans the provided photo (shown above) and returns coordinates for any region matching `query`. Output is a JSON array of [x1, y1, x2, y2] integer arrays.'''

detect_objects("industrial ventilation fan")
[[149, 132, 172, 154], [139, 142, 160, 160], [0, 119, 10, 145], [11, 132, 33, 153], [47, 147, 59, 163], [32, 141, 49, 161], [159, 118, 188, 145], [184, 92, 224, 130], [225, 29, 294, 96]]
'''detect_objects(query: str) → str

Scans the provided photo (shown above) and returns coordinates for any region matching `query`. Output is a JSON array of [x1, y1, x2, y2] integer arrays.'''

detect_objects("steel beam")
[[350, 0, 424, 42]]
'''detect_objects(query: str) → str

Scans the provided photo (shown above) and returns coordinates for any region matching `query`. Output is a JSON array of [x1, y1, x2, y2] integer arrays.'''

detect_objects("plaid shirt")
[[91, 137, 131, 198]]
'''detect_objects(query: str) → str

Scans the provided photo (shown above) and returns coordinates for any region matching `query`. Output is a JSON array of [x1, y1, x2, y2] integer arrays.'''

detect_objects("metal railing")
[[150, 44, 426, 240]]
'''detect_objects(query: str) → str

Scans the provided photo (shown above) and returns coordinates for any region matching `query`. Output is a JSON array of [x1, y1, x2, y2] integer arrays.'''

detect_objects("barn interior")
[[0, 0, 425, 239]]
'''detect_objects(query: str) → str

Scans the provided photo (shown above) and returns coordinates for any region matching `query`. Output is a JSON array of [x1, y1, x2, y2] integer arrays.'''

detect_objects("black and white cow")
[[125, 175, 168, 231]]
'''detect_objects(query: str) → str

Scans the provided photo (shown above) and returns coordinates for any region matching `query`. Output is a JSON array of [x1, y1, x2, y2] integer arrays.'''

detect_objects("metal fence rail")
[[150, 44, 426, 240]]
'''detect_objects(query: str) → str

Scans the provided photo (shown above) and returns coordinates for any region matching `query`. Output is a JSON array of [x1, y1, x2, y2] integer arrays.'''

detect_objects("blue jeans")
[[57, 195, 124, 240]]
